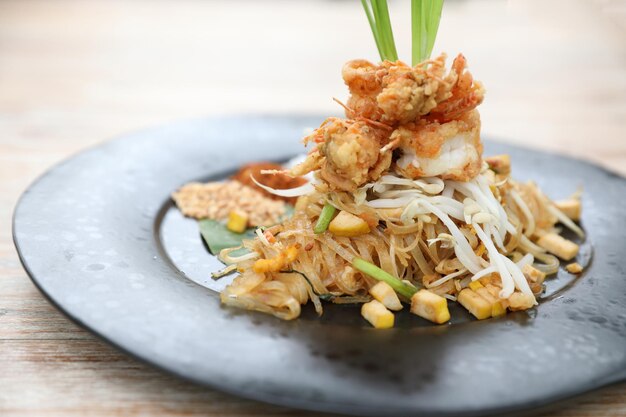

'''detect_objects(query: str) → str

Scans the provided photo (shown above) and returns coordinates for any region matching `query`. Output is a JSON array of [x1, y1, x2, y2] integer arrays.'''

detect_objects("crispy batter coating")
[[342, 54, 484, 125], [426, 54, 485, 123], [287, 53, 486, 188], [392, 109, 483, 181], [291, 117, 392, 192]]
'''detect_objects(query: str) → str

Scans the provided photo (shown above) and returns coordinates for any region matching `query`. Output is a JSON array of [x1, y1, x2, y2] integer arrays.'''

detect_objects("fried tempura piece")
[[392, 109, 483, 181], [291, 117, 392, 192], [343, 54, 484, 125]]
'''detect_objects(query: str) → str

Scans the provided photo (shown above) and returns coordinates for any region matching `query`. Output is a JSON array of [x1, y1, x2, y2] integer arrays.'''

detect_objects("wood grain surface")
[[1, 0, 625, 416]]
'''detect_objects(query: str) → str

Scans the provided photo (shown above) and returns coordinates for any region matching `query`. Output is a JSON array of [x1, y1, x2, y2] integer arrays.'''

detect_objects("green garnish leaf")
[[199, 204, 295, 255], [352, 257, 417, 299], [314, 203, 337, 234], [412, 0, 443, 65], [361, 0, 398, 61], [362, 0, 444, 65], [199, 219, 256, 255]]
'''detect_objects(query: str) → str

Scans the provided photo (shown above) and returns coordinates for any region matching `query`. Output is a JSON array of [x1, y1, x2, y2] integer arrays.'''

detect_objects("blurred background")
[[1, 0, 625, 416], [1, 0, 625, 169]]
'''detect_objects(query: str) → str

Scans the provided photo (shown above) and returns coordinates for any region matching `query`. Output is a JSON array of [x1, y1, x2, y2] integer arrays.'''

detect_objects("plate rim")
[[12, 114, 626, 417]]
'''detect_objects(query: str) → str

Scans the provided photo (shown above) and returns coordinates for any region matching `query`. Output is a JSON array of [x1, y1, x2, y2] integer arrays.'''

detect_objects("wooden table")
[[1, 0, 625, 415]]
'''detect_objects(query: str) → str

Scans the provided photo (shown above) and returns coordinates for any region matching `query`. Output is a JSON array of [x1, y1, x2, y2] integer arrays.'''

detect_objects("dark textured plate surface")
[[13, 116, 626, 416]]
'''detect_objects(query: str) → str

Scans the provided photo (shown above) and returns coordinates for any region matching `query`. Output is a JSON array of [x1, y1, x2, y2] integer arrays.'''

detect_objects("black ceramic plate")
[[13, 116, 626, 417]]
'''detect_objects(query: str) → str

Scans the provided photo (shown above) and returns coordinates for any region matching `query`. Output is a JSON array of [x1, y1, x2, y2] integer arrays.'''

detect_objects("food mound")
[[208, 54, 585, 327]]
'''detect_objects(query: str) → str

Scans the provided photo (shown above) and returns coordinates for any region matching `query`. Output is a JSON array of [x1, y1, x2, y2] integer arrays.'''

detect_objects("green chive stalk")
[[314, 203, 337, 234], [412, 0, 444, 65], [361, 0, 398, 61], [361, 0, 444, 65], [352, 258, 417, 299]]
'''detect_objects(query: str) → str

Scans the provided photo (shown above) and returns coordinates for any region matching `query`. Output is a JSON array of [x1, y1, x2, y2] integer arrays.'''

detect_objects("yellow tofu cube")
[[491, 301, 507, 317], [475, 287, 497, 303], [410, 290, 450, 324], [369, 281, 403, 311], [328, 210, 370, 237], [566, 262, 583, 274], [507, 293, 535, 311], [522, 264, 546, 285], [468, 280, 484, 291], [226, 210, 248, 233], [537, 233, 579, 261], [522, 264, 546, 295], [475, 287, 507, 318], [554, 199, 581, 221], [458, 289, 492, 320], [484, 284, 502, 299], [361, 300, 395, 329]]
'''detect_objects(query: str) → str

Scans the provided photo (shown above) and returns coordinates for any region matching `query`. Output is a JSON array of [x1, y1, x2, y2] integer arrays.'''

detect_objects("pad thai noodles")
[[173, 0, 585, 327]]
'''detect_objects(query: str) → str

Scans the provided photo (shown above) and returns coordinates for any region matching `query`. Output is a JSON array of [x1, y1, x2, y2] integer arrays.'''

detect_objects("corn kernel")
[[458, 289, 492, 320], [226, 210, 248, 233], [537, 233, 579, 261], [410, 290, 450, 324], [369, 281, 403, 311], [361, 300, 395, 329]]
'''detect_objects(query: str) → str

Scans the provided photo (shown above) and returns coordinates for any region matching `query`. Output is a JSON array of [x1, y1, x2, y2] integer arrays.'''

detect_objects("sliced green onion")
[[352, 258, 417, 299], [314, 203, 336, 234]]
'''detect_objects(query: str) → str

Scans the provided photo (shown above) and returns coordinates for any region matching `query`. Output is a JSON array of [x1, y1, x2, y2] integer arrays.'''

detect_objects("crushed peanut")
[[172, 180, 286, 226], [566, 262, 583, 274]]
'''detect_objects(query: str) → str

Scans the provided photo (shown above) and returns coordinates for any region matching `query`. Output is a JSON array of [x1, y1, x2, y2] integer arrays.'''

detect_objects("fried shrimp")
[[426, 54, 485, 123], [393, 109, 483, 181], [291, 117, 392, 192], [342, 59, 385, 95], [376, 55, 449, 124], [342, 54, 483, 125]]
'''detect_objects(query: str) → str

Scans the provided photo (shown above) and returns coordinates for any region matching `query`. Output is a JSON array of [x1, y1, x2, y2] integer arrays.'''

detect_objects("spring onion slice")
[[314, 203, 337, 234], [353, 258, 417, 299]]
